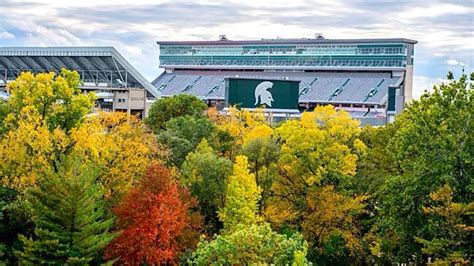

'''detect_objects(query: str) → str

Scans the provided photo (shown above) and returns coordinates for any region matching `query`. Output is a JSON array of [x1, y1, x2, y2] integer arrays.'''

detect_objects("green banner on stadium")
[[225, 78, 300, 110]]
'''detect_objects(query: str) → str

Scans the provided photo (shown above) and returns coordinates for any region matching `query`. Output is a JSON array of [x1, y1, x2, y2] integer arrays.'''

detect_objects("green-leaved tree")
[[375, 72, 473, 263], [181, 139, 232, 234], [158, 115, 215, 167], [145, 94, 208, 133], [190, 223, 308, 265], [15, 157, 115, 264]]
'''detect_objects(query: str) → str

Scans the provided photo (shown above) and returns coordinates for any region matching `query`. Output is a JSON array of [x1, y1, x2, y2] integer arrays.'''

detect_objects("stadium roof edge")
[[0, 46, 116, 52], [156, 38, 418, 46], [0, 46, 160, 98]]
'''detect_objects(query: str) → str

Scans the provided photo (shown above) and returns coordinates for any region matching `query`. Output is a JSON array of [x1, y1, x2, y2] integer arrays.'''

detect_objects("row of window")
[[162, 49, 405, 56], [359, 47, 404, 54], [161, 45, 406, 56], [160, 59, 406, 67]]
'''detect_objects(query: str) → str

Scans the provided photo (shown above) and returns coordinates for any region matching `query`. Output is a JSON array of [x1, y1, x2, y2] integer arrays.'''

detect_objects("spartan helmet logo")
[[254, 81, 274, 107]]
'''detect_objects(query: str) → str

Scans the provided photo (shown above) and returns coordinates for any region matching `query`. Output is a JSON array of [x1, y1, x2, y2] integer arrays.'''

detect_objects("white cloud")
[[413, 75, 450, 99], [5, 17, 83, 46], [0, 30, 15, 39], [7, 0, 171, 7], [446, 59, 469, 67], [1, 0, 472, 82], [400, 3, 472, 19], [446, 59, 460, 65], [225, 0, 339, 8]]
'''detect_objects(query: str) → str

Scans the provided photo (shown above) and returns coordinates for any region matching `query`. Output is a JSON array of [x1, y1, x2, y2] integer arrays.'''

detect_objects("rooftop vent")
[[183, 84, 192, 92], [376, 79, 385, 87], [364, 78, 385, 102], [299, 87, 310, 96], [332, 88, 343, 97], [329, 78, 350, 101], [219, 35, 228, 41], [315, 33, 325, 39], [158, 84, 167, 91], [208, 80, 225, 95], [208, 85, 219, 95], [342, 78, 351, 87], [309, 77, 319, 86], [366, 89, 377, 98]]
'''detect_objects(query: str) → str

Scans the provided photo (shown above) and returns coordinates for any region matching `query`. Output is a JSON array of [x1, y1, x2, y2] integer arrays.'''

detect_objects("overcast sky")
[[0, 0, 472, 98]]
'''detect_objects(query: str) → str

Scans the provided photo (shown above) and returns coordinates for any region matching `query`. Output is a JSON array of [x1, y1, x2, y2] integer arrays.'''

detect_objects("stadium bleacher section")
[[152, 71, 401, 123], [152, 71, 399, 106]]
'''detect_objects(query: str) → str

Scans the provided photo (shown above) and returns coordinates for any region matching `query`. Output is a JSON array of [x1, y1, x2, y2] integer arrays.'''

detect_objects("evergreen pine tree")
[[15, 157, 115, 264]]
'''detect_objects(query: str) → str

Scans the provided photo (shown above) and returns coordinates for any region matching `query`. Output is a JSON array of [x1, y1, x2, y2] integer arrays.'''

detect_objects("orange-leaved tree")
[[104, 164, 200, 265]]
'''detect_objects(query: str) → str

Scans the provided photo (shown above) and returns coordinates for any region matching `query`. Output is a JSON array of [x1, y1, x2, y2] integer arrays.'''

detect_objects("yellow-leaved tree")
[[0, 70, 159, 203], [0, 106, 64, 190], [266, 106, 367, 260], [209, 107, 278, 214], [218, 155, 261, 231], [0, 70, 94, 191], [209, 107, 273, 146], [191, 154, 309, 264], [302, 185, 367, 258], [71, 112, 159, 202], [3, 70, 94, 133]]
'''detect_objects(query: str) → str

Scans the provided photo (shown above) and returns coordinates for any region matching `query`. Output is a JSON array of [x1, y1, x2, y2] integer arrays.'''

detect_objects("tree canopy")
[[3, 69, 94, 133], [158, 115, 215, 167], [145, 94, 208, 133], [15, 157, 115, 265], [181, 139, 232, 234], [218, 155, 261, 231], [104, 164, 199, 265], [1, 70, 472, 265], [190, 223, 308, 265], [373, 72, 474, 263]]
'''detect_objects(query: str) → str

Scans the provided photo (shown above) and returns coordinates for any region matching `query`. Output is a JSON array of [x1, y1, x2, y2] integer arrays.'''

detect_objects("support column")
[[127, 90, 131, 115], [143, 89, 147, 119], [112, 91, 116, 112], [125, 71, 131, 115], [404, 65, 414, 103]]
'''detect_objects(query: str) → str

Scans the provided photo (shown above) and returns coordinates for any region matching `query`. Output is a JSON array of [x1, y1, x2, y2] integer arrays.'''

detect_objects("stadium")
[[0, 46, 159, 117], [1, 36, 417, 124], [153, 36, 417, 125]]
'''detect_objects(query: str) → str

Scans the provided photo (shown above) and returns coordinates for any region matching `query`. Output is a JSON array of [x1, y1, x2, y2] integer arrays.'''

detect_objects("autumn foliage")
[[104, 164, 198, 265], [1, 71, 472, 265]]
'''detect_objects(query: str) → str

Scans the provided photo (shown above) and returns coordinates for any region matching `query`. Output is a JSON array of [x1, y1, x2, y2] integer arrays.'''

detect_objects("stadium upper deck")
[[158, 38, 416, 71], [153, 37, 417, 124]]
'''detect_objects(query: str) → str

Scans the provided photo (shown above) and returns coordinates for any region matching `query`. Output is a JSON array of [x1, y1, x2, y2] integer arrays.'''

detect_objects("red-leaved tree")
[[104, 164, 200, 265]]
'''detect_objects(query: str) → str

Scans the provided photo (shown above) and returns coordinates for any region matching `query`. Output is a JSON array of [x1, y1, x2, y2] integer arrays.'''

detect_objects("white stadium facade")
[[1, 36, 417, 125]]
